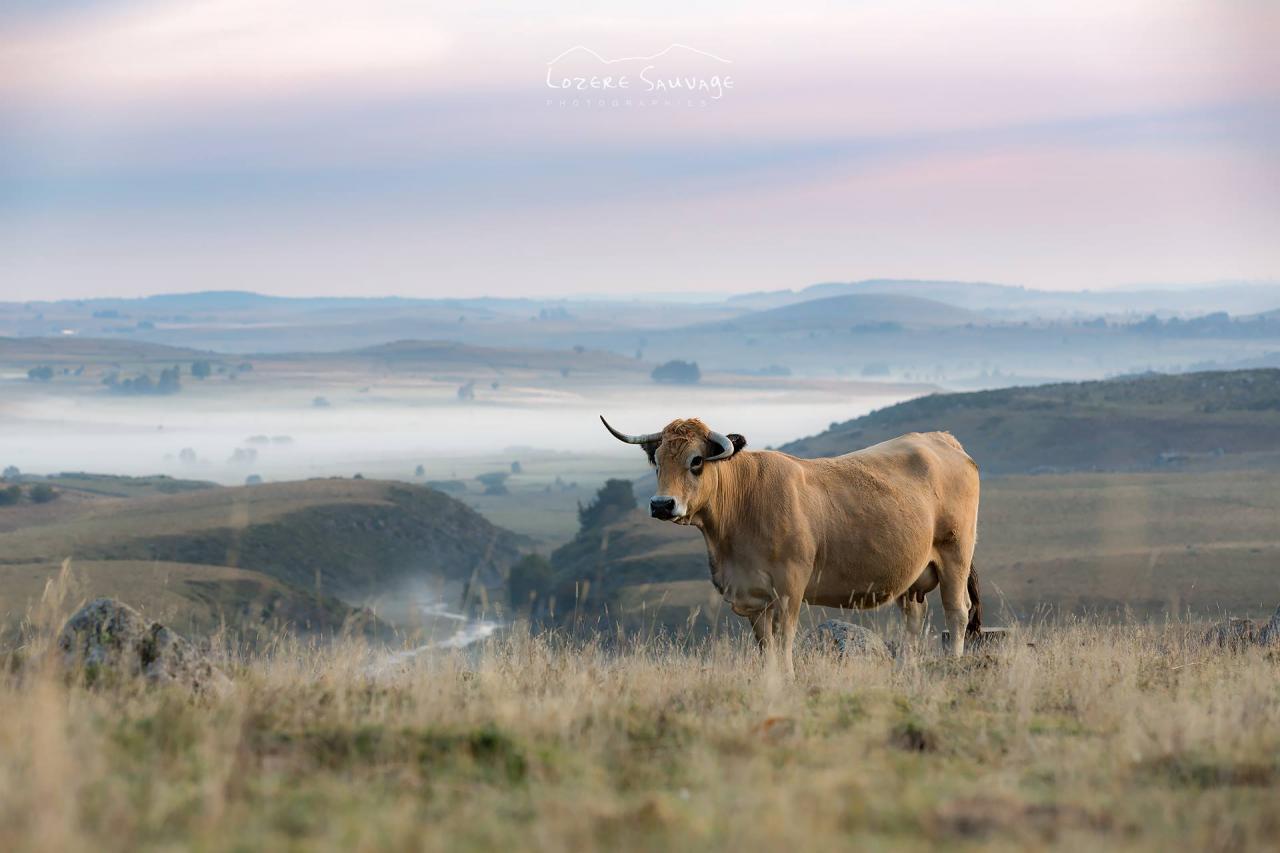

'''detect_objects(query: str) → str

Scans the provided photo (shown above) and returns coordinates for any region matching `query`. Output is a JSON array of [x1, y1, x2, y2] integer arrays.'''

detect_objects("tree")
[[245, 474, 263, 485], [476, 472, 509, 495], [577, 479, 637, 530], [0, 485, 20, 506], [414, 464, 426, 477], [510, 460, 523, 474], [191, 360, 212, 380], [2, 466, 18, 481], [29, 483, 57, 504], [651, 360, 701, 385], [156, 366, 181, 394], [508, 554, 554, 610], [27, 365, 54, 382]]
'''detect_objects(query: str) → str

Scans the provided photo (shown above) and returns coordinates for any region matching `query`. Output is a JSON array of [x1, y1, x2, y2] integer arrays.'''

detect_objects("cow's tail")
[[965, 562, 983, 639]]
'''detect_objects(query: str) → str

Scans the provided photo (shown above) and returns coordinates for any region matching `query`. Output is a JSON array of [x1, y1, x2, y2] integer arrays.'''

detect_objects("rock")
[[941, 627, 1013, 651], [810, 620, 892, 661], [1202, 618, 1260, 652], [57, 598, 229, 694], [1259, 606, 1280, 647]]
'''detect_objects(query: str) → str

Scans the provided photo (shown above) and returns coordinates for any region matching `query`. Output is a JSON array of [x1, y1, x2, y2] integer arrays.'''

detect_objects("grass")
[[2, 575, 1278, 852]]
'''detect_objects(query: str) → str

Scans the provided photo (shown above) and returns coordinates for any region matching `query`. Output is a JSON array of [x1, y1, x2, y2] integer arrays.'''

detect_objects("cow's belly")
[[802, 555, 927, 610]]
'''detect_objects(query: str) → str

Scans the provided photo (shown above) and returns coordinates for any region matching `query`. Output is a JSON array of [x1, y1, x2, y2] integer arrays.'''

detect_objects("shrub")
[[577, 479, 636, 530], [651, 360, 701, 384], [508, 554, 554, 609], [29, 483, 57, 504]]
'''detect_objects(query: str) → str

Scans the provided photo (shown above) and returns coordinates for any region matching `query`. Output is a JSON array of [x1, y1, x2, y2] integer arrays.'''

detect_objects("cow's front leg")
[[747, 605, 775, 668], [774, 592, 802, 678]]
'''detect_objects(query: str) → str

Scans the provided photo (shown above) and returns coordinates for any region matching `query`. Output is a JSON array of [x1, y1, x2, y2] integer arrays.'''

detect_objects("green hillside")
[[0, 560, 378, 643], [0, 479, 526, 641], [781, 369, 1280, 473]]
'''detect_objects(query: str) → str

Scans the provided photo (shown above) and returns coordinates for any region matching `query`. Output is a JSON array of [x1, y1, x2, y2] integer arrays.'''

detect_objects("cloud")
[[0, 0, 451, 98]]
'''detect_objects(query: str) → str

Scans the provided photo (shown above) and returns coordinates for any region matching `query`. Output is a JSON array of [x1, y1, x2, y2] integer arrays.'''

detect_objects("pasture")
[[3, 578, 1277, 852]]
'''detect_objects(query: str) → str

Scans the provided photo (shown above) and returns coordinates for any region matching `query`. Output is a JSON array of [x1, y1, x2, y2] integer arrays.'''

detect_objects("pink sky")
[[1, 0, 1277, 300]]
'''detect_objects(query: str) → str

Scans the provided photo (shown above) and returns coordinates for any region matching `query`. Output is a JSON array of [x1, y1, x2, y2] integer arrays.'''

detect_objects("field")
[[3, 575, 1278, 852]]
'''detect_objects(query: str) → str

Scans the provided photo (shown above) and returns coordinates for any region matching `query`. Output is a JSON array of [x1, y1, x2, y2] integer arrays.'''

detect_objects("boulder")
[[1259, 606, 1280, 647], [1202, 618, 1261, 652], [57, 598, 229, 694], [810, 620, 892, 661]]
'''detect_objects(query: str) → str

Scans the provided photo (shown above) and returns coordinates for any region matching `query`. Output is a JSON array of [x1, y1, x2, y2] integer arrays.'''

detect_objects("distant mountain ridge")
[[727, 278, 1280, 317]]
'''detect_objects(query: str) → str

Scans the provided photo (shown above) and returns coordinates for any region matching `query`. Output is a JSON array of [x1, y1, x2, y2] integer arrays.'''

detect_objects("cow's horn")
[[704, 430, 736, 462], [600, 416, 661, 446]]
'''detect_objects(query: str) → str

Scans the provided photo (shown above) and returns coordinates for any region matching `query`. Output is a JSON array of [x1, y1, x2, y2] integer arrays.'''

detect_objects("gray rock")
[[1259, 606, 1280, 647], [57, 598, 229, 694], [1202, 618, 1261, 652], [810, 620, 892, 661]]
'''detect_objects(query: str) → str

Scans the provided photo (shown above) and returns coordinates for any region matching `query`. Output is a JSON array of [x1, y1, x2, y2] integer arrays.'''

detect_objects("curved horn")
[[600, 415, 661, 446], [704, 430, 736, 462]]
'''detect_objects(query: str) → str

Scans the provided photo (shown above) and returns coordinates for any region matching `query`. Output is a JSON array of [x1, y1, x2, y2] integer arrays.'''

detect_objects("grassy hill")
[[0, 478, 525, 641], [781, 369, 1280, 473], [696, 294, 977, 333], [0, 560, 376, 644], [0, 336, 211, 363]]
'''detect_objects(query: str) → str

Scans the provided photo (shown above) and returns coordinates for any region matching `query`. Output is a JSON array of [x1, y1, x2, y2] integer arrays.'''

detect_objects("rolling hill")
[[694, 293, 977, 333], [0, 478, 526, 642], [781, 369, 1280, 473]]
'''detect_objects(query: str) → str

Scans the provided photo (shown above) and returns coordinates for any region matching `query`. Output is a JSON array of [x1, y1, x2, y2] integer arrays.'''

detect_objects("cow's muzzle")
[[650, 497, 678, 520]]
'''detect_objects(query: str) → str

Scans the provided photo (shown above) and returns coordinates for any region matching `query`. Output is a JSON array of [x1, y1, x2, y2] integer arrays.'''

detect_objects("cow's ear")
[[642, 441, 660, 466], [728, 433, 747, 453]]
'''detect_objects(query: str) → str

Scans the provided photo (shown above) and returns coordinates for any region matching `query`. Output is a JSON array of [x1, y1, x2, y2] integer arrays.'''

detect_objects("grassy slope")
[[0, 479, 523, 596], [699, 293, 979, 331], [780, 369, 1280, 473], [547, 468, 1280, 631], [40, 473, 219, 499], [0, 336, 211, 363], [2, 623, 1277, 850], [0, 560, 376, 643]]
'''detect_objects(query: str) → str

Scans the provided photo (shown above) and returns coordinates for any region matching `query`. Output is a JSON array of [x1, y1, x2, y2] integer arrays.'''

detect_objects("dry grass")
[[2, 577, 1278, 852]]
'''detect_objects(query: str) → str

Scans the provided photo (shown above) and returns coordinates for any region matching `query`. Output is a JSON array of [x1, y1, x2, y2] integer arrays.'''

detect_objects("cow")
[[601, 416, 982, 675]]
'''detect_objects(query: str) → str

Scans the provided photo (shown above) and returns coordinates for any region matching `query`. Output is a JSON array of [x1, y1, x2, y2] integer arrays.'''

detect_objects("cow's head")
[[601, 416, 746, 523]]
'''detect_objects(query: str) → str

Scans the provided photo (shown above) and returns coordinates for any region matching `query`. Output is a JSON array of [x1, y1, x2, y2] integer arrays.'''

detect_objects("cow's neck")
[[692, 452, 753, 546]]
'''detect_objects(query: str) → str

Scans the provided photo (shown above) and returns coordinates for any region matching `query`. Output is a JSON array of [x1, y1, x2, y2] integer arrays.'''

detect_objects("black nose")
[[650, 497, 676, 519]]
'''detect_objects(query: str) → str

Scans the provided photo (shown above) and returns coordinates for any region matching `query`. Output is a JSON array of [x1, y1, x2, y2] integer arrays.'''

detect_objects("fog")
[[1, 384, 913, 483]]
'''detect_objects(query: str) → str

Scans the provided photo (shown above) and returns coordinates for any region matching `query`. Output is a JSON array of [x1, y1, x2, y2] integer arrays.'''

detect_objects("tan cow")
[[602, 416, 982, 674]]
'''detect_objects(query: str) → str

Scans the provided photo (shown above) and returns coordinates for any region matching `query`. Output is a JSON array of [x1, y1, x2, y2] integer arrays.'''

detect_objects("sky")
[[1, 0, 1277, 301]]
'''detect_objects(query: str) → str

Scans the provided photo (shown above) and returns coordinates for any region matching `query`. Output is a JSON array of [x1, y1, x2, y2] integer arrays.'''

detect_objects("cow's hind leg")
[[937, 550, 974, 658]]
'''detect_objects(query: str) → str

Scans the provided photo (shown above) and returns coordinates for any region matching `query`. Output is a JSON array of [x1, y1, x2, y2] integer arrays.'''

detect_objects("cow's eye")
[[690, 456, 704, 475]]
